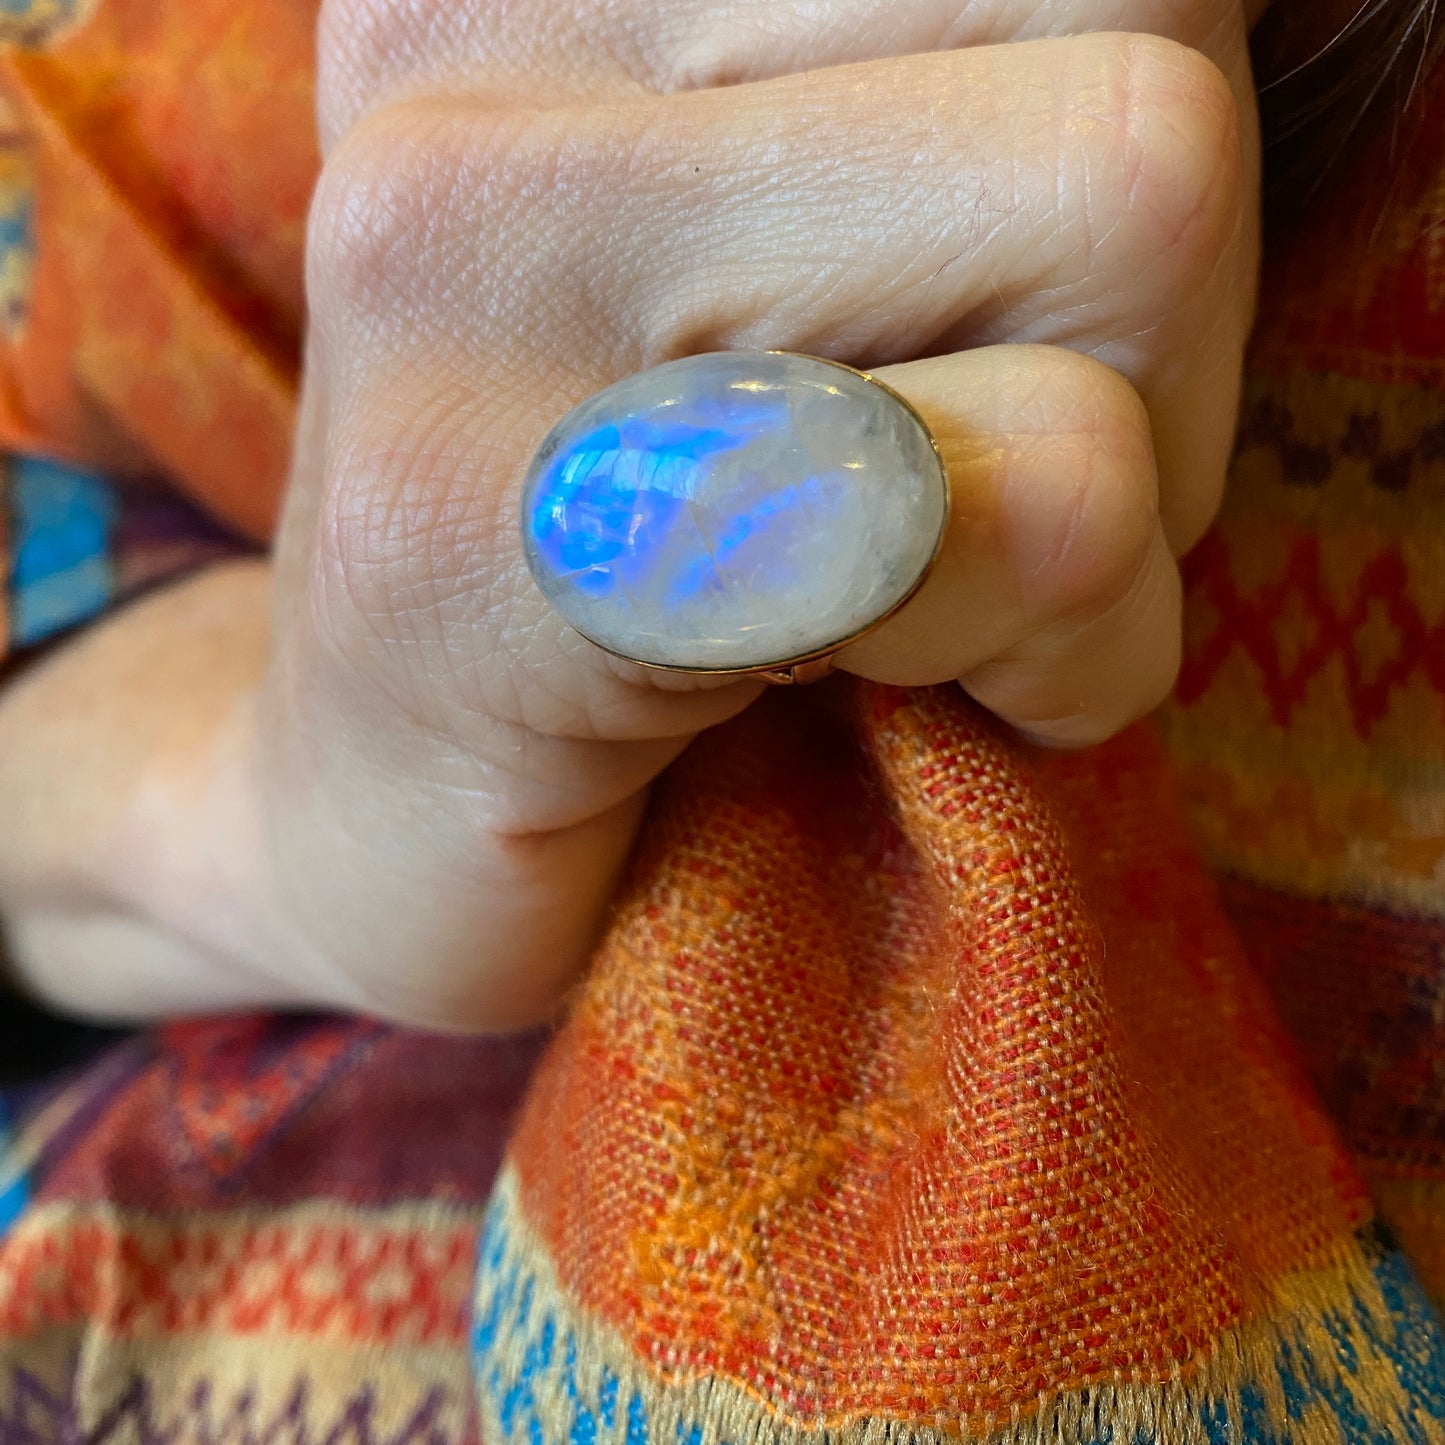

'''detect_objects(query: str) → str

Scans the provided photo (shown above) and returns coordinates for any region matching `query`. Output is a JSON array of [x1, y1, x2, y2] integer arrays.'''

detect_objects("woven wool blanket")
[[2, 4, 1445, 1444]]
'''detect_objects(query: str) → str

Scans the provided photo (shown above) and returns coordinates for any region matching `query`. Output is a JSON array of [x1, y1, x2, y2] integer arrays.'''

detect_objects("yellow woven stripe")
[[0, 1197, 483, 1349], [476, 1166, 1441, 1445], [1155, 710, 1445, 915], [0, 1329, 475, 1445], [1228, 368, 1445, 536]]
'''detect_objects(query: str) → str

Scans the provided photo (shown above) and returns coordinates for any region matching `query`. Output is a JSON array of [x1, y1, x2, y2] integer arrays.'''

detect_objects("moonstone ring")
[[520, 351, 950, 684]]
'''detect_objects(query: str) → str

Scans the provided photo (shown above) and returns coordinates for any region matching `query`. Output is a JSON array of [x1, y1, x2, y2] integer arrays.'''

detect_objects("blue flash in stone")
[[529, 415, 753, 597], [521, 351, 948, 673]]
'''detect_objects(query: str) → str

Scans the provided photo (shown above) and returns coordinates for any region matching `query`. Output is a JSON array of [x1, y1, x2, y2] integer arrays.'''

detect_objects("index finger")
[[317, 0, 1253, 148]]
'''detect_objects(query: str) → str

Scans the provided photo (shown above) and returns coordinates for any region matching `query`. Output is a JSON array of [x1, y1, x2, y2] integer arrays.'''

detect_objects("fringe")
[[474, 1167, 1445, 1445]]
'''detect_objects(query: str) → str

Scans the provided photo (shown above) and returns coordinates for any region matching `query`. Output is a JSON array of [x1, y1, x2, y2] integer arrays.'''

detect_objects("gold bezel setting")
[[522, 351, 950, 685]]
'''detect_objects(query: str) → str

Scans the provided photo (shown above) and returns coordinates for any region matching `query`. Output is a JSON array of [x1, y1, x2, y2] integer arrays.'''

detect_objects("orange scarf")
[[3, 5, 1445, 1439]]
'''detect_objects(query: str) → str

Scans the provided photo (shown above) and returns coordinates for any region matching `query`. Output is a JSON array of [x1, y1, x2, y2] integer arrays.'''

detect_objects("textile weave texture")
[[2, 2, 1445, 1443]]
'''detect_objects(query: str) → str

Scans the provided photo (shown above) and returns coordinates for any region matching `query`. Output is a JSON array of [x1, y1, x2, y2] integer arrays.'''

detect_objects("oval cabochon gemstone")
[[521, 351, 948, 672]]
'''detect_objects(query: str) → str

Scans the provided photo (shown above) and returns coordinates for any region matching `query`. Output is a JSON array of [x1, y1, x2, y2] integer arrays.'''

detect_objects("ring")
[[520, 351, 949, 685]]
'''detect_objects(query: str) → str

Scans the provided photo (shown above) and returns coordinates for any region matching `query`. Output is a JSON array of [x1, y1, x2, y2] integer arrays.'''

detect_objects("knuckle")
[[312, 406, 498, 658], [1103, 553, 1184, 729], [317, 0, 495, 151], [308, 102, 459, 322], [309, 95, 632, 354], [316, 0, 404, 147], [1143, 618, 1184, 717], [1102, 32, 1244, 268], [970, 547, 1182, 749], [1053, 488, 1155, 628], [1027, 354, 1160, 624], [1098, 549, 1184, 724], [318, 0, 395, 64], [659, 21, 770, 92], [310, 450, 414, 663], [1062, 352, 1155, 457]]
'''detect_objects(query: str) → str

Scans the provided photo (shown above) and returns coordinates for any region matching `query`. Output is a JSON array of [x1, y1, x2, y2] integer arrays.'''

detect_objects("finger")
[[317, 0, 1249, 144], [831, 347, 1179, 744], [262, 328, 1177, 1030], [960, 528, 1182, 747], [302, 34, 1246, 601], [292, 343, 1173, 830], [262, 342, 1173, 1027]]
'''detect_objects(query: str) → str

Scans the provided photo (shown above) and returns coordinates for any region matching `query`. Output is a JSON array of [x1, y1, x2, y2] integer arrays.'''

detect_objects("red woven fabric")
[[0, 6, 1443, 1443]]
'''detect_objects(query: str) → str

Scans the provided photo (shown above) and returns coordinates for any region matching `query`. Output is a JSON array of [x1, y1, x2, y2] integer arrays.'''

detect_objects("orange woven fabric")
[[0, 0, 317, 540], [500, 684, 1374, 1422], [0, 5, 1443, 1443], [471, 59, 1445, 1445]]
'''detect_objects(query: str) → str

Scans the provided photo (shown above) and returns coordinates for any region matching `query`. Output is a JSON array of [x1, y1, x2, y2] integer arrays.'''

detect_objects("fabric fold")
[[474, 683, 1445, 1443]]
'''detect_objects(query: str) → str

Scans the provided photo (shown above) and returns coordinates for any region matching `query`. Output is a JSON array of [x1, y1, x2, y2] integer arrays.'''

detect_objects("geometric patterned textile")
[[1160, 78, 1445, 1314], [1, 451, 243, 651], [0, 1020, 544, 1445], [477, 684, 1445, 1445], [6, 452, 116, 647], [472, 45, 1445, 1445], [2, 2, 1445, 1443]]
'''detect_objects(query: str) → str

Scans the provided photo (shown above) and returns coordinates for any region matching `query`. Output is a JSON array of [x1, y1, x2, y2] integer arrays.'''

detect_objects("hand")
[[0, 0, 1259, 1028]]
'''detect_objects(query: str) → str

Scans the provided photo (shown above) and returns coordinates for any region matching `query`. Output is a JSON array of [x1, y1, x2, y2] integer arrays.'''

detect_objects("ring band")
[[520, 350, 949, 684]]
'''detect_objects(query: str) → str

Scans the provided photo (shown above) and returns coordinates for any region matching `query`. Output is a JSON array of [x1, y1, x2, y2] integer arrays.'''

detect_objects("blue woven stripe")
[[0, 1097, 28, 1240], [7, 453, 117, 646], [474, 1181, 1445, 1445]]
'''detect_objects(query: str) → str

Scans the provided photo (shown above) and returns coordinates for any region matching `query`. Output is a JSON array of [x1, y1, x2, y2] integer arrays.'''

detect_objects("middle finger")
[[318, 0, 1250, 140], [312, 34, 1246, 546]]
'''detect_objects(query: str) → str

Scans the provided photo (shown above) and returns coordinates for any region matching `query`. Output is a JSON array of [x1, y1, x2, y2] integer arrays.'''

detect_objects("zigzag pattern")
[[0, 1369, 467, 1445], [0, 1211, 476, 1345], [1233, 392, 1445, 495], [473, 1173, 1445, 1445], [1178, 530, 1445, 736]]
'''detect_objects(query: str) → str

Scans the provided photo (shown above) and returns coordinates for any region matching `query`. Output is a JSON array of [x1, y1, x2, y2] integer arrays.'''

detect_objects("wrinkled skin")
[[0, 0, 1259, 1029]]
